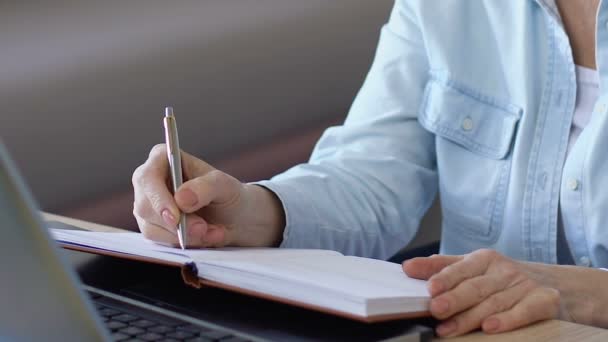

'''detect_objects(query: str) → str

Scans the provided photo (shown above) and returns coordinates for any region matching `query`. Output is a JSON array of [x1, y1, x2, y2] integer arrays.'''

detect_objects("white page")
[[52, 229, 429, 316], [201, 254, 429, 301], [52, 229, 189, 264], [51, 229, 342, 264]]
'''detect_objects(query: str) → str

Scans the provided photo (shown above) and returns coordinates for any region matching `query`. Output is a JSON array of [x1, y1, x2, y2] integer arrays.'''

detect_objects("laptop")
[[0, 141, 261, 342]]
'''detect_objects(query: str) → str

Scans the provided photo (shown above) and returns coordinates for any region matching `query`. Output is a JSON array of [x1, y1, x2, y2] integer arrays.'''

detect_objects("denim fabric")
[[257, 0, 608, 267]]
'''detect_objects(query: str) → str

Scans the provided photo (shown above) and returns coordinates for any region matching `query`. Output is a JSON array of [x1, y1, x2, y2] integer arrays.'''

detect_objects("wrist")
[[236, 184, 285, 247], [522, 262, 608, 327]]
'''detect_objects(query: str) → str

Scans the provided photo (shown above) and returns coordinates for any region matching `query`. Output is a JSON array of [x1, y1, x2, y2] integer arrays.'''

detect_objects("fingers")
[[428, 249, 497, 296], [482, 287, 560, 334], [180, 150, 215, 180], [422, 249, 562, 337], [175, 170, 241, 213], [435, 278, 534, 337], [133, 193, 178, 236], [135, 214, 179, 247], [133, 144, 180, 227], [133, 144, 240, 249], [402, 254, 462, 280], [133, 144, 226, 228], [182, 214, 227, 248], [430, 274, 509, 319], [137, 211, 230, 248]]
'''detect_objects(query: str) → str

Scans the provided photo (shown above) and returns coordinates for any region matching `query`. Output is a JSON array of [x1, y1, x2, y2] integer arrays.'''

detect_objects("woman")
[[132, 0, 608, 336]]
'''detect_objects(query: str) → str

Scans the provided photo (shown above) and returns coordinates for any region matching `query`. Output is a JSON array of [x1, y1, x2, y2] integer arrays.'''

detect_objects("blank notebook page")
[[202, 254, 429, 300]]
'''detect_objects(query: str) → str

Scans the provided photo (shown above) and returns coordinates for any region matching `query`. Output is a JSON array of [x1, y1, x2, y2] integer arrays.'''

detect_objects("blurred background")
[[0, 0, 440, 252]]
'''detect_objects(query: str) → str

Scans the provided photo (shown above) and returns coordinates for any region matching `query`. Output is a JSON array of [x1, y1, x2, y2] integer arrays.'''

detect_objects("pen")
[[163, 107, 187, 249]]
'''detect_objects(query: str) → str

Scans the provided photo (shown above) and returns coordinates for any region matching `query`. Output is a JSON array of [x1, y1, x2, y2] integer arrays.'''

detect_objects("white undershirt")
[[567, 65, 599, 155], [558, 65, 599, 265]]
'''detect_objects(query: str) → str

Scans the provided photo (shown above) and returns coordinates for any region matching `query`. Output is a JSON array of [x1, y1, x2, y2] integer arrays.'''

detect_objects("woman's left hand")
[[403, 249, 566, 337]]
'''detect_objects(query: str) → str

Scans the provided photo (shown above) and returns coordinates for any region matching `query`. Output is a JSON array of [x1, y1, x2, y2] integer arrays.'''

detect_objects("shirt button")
[[566, 178, 579, 191], [580, 256, 591, 267], [462, 117, 474, 131]]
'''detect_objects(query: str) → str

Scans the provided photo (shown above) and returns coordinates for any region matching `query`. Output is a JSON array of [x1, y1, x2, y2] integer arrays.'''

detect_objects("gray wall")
[[1, 0, 441, 251]]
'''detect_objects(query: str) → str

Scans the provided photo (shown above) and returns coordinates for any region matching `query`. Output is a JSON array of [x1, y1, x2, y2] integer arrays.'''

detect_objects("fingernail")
[[177, 188, 198, 208], [437, 321, 456, 336], [161, 209, 176, 226], [483, 318, 500, 332], [431, 298, 449, 314]]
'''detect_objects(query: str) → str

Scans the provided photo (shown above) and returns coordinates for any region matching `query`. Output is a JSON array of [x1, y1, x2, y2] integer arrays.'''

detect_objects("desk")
[[45, 213, 608, 342], [438, 320, 608, 342]]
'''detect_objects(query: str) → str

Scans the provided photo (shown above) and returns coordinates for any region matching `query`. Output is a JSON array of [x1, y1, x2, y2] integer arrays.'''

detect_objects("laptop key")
[[148, 325, 174, 334], [100, 307, 121, 317], [114, 313, 138, 323], [107, 320, 128, 330], [119, 326, 146, 336], [136, 332, 164, 341], [166, 330, 195, 339], [111, 332, 130, 341], [132, 319, 157, 328]]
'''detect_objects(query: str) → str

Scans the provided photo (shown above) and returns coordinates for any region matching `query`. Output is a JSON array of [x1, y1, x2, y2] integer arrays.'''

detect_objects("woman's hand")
[[403, 249, 565, 337], [132, 144, 285, 248]]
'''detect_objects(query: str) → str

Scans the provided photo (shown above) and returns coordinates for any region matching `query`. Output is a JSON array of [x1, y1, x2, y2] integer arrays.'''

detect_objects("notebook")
[[52, 229, 430, 323]]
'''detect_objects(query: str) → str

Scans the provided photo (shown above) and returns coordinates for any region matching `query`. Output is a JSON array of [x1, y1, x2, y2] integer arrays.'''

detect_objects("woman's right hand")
[[132, 144, 285, 248]]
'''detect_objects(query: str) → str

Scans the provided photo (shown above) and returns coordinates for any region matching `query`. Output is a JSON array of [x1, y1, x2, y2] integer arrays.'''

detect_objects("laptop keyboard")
[[90, 292, 253, 342]]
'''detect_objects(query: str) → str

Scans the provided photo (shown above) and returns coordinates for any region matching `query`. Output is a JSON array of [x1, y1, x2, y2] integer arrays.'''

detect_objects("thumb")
[[402, 254, 462, 280], [175, 170, 241, 213], [180, 150, 216, 179]]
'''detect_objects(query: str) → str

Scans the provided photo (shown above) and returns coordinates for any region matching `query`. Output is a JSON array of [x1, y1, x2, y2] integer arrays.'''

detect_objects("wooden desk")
[[437, 320, 608, 342], [45, 213, 608, 342]]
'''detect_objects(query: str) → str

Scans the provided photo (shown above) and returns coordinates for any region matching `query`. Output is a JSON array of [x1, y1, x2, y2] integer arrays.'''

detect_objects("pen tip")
[[177, 228, 186, 250], [165, 107, 174, 117]]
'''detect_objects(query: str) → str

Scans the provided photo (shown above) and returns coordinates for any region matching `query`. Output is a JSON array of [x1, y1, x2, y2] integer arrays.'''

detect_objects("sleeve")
[[256, 0, 437, 260]]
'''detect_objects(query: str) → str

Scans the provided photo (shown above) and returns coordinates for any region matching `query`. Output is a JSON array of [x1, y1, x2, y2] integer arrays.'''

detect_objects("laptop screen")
[[0, 141, 107, 341]]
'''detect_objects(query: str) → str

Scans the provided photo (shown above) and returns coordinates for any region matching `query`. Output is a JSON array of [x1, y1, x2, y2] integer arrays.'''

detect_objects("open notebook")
[[52, 229, 430, 322]]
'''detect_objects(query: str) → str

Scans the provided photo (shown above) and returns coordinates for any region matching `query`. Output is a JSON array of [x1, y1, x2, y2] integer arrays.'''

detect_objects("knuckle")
[[147, 190, 164, 212], [134, 193, 160, 219], [150, 143, 166, 157], [207, 169, 225, 184], [132, 201, 147, 220], [500, 263, 520, 280], [544, 288, 561, 312], [485, 293, 510, 313], [469, 279, 489, 301], [521, 278, 540, 290], [476, 248, 499, 260], [132, 165, 145, 187]]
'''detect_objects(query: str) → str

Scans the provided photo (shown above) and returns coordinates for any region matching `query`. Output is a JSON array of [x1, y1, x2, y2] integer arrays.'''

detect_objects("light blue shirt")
[[258, 0, 608, 267]]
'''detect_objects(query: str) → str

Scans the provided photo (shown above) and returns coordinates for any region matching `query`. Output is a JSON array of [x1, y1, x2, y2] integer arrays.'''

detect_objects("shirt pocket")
[[418, 76, 522, 243]]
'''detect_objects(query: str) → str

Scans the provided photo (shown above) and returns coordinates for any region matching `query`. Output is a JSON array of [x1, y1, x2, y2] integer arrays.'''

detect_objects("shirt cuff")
[[250, 180, 319, 249]]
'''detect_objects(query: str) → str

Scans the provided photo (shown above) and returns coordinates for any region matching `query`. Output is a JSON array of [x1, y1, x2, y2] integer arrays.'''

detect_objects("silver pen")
[[163, 107, 187, 249]]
